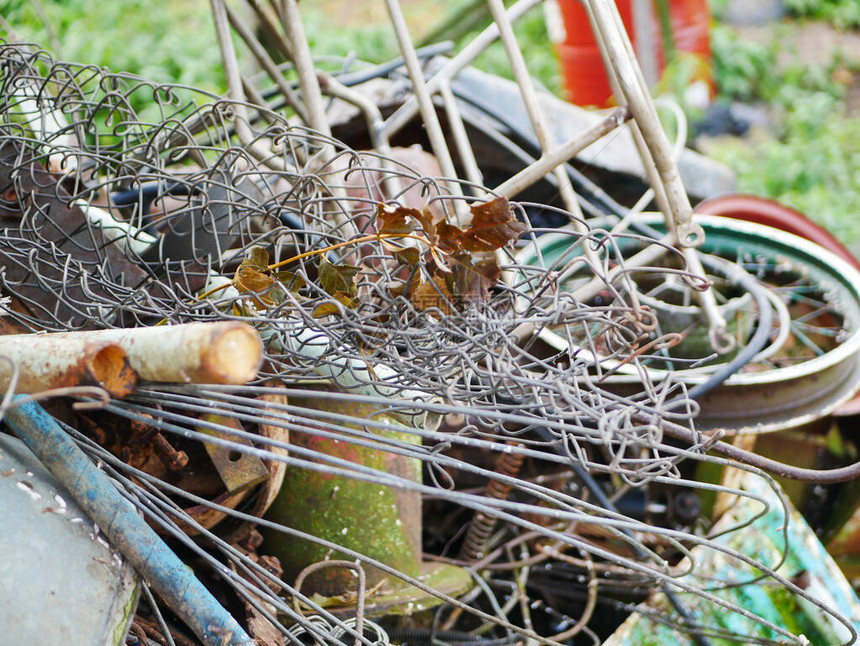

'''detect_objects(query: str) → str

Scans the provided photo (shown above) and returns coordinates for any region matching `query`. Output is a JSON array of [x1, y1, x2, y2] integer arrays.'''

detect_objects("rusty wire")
[[0, 41, 857, 646]]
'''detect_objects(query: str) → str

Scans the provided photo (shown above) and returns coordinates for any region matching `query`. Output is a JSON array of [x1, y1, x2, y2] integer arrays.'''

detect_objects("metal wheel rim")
[[516, 214, 860, 431]]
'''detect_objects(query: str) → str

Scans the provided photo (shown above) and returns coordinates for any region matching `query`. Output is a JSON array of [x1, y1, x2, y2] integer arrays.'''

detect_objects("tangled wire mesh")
[[0, 40, 855, 646]]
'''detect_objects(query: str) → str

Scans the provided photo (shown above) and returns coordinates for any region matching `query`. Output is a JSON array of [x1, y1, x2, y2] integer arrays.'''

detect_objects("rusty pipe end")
[[85, 343, 137, 397]]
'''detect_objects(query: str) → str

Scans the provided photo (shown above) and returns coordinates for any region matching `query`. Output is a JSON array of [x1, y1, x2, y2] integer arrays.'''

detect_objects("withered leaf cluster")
[[378, 196, 524, 313], [232, 197, 523, 319]]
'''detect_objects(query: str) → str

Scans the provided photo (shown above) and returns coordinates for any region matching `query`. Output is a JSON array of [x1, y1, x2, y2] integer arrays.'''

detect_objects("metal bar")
[[484, 0, 586, 222], [209, 0, 292, 173], [316, 72, 403, 201], [3, 398, 255, 646], [381, 0, 542, 139], [582, 0, 728, 351], [384, 0, 466, 220], [587, 0, 702, 248], [582, 0, 674, 225], [223, 0, 310, 124], [280, 0, 332, 138], [438, 81, 485, 190], [245, 0, 295, 61], [494, 107, 629, 199], [682, 247, 731, 351]]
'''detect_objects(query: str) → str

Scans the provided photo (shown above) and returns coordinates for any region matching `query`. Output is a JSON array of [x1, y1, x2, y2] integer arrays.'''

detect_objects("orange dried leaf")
[[235, 265, 276, 305], [415, 206, 438, 246], [377, 204, 419, 236], [312, 291, 357, 318], [411, 276, 454, 315]]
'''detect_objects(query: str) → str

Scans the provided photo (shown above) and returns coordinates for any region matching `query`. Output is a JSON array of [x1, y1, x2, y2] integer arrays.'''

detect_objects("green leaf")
[[243, 245, 270, 270], [318, 257, 360, 297], [392, 246, 421, 268], [274, 270, 307, 294]]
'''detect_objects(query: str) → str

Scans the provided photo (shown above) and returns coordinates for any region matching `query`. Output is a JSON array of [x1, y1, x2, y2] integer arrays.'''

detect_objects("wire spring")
[[459, 442, 526, 562]]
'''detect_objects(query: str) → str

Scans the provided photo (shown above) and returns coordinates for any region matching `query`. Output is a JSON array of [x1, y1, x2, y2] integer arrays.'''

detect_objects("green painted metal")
[[603, 475, 860, 645], [263, 385, 423, 597], [306, 561, 474, 618]]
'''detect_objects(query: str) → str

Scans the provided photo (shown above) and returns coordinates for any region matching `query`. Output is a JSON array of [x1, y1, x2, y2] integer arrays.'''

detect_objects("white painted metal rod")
[[0, 337, 135, 397], [2, 321, 263, 388], [494, 107, 629, 199]]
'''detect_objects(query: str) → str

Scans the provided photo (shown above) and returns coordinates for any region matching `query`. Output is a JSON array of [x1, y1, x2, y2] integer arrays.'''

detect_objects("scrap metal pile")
[[4, 2, 860, 645]]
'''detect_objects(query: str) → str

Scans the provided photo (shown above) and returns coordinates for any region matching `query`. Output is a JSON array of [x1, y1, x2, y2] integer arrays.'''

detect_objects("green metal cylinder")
[[262, 386, 422, 597]]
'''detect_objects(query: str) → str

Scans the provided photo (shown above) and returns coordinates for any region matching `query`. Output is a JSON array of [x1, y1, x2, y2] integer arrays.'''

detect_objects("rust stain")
[[84, 343, 137, 397]]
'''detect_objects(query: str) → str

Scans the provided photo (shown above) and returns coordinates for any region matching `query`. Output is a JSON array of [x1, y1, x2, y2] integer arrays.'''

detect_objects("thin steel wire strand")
[[0, 43, 714, 405], [110, 385, 784, 567], [59, 390, 851, 646], [92, 391, 787, 576], [65, 404, 788, 644]]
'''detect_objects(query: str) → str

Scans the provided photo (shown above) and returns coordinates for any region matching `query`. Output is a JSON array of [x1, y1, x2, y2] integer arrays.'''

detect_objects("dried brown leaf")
[[235, 264, 276, 306], [451, 252, 501, 305], [411, 276, 455, 315], [377, 203, 419, 236], [436, 197, 523, 253], [392, 246, 421, 268], [415, 206, 438, 246]]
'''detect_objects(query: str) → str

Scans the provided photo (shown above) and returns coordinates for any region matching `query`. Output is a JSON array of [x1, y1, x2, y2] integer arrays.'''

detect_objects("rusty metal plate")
[[198, 413, 270, 495]]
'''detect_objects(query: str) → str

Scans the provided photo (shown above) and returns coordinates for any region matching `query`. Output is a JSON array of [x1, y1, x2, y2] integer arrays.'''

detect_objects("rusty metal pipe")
[[0, 337, 135, 397], [2, 321, 262, 389]]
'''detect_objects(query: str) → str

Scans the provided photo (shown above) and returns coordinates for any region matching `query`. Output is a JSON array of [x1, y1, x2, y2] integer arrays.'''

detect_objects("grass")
[[2, 1, 559, 102], [703, 16, 860, 244], [1, 0, 224, 94], [785, 0, 860, 29]]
